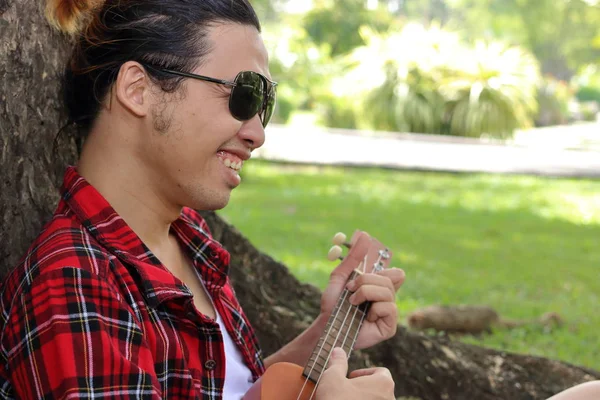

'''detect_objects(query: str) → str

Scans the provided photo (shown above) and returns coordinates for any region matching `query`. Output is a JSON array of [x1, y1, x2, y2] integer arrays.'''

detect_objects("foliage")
[[262, 20, 336, 124], [336, 25, 541, 138], [576, 86, 600, 103], [303, 0, 395, 57], [442, 0, 600, 80], [262, 0, 600, 131], [442, 42, 539, 138], [314, 93, 360, 129], [573, 65, 600, 104], [535, 77, 573, 127], [220, 161, 600, 370], [261, 3, 398, 126]]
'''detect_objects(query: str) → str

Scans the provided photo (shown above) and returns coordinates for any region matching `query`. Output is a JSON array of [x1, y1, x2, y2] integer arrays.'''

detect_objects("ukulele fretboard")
[[302, 270, 369, 383]]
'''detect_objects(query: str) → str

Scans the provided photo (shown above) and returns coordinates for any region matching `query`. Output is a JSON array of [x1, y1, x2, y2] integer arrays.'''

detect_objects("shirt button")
[[204, 359, 217, 370]]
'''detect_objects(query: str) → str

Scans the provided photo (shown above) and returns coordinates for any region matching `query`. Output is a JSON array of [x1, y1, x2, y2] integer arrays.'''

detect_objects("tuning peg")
[[327, 245, 344, 261], [332, 232, 351, 248]]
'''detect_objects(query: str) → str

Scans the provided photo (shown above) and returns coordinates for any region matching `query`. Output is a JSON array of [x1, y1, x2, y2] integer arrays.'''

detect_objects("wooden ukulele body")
[[243, 362, 316, 400]]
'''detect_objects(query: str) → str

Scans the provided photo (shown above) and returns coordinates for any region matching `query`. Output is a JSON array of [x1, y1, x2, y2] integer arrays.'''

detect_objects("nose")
[[238, 114, 266, 151]]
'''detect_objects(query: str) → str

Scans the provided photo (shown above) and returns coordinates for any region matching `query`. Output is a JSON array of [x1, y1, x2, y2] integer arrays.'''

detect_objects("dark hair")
[[58, 0, 261, 133]]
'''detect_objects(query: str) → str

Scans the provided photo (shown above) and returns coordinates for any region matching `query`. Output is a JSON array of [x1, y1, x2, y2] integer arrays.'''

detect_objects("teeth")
[[220, 158, 243, 171]]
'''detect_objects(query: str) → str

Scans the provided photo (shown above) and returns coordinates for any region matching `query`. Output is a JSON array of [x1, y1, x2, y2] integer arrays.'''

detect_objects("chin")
[[189, 192, 231, 211]]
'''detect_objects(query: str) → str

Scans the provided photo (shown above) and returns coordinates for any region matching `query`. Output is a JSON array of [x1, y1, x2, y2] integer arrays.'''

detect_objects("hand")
[[320, 264, 405, 350], [315, 348, 395, 400]]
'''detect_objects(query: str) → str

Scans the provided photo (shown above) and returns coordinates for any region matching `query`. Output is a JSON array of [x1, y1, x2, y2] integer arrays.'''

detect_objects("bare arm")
[[547, 381, 600, 400], [263, 314, 327, 368]]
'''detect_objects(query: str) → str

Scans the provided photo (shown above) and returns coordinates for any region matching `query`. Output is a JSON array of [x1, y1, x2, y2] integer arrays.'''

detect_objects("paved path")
[[256, 125, 600, 178]]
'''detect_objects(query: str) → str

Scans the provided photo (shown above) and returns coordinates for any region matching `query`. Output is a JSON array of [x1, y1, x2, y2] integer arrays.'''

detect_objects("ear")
[[114, 61, 150, 118]]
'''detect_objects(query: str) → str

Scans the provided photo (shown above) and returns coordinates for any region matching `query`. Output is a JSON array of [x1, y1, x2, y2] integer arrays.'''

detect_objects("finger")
[[366, 302, 398, 337], [330, 253, 367, 282], [325, 347, 349, 377], [376, 268, 405, 291], [348, 367, 393, 380], [348, 284, 395, 305], [346, 273, 395, 295], [351, 368, 396, 395], [347, 367, 379, 378]]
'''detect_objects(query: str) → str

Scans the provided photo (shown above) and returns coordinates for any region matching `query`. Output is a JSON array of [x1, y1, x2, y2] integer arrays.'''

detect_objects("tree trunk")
[[1, 1, 598, 399], [0, 0, 79, 270]]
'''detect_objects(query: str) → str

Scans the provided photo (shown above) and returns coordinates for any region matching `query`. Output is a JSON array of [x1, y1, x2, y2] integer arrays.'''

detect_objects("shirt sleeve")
[[0, 267, 162, 399]]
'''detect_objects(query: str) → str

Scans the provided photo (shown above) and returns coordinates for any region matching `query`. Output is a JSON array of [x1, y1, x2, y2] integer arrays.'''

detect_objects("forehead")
[[201, 23, 270, 79]]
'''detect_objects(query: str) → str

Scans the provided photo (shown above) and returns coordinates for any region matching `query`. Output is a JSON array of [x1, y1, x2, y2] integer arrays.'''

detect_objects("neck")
[[77, 127, 180, 255]]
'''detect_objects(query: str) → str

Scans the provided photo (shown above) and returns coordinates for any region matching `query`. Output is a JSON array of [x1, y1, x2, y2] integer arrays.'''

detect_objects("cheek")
[[158, 96, 242, 170]]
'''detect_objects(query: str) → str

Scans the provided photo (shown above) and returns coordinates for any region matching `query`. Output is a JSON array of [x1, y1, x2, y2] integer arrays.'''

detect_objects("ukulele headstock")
[[327, 231, 392, 274]]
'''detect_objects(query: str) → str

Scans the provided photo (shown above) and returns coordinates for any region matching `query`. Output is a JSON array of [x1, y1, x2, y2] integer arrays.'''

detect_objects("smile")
[[217, 151, 244, 172]]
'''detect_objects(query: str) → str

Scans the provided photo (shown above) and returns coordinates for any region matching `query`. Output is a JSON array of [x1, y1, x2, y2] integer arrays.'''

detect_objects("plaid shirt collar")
[[60, 166, 231, 308]]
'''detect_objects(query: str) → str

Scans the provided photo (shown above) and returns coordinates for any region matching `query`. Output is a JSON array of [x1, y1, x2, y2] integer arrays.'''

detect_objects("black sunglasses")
[[148, 66, 277, 128]]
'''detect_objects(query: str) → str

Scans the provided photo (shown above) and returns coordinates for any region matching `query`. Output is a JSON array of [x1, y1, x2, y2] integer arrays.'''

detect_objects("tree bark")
[[0, 0, 79, 270], [0, 1, 598, 399]]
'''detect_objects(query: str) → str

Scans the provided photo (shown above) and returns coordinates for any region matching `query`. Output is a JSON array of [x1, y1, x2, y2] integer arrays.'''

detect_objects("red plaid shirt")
[[0, 166, 265, 399]]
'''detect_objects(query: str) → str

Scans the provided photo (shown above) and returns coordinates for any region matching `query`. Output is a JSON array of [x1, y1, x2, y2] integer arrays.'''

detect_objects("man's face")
[[141, 23, 271, 211]]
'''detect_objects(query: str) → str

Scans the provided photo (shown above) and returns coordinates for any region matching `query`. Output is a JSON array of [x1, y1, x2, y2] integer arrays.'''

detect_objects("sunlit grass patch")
[[220, 160, 600, 370]]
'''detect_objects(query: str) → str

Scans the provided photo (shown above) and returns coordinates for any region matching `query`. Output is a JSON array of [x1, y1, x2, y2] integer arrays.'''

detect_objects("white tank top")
[[198, 278, 254, 399], [215, 309, 254, 399]]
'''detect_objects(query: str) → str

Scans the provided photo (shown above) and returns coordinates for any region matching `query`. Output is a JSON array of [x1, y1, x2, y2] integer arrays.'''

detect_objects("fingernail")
[[346, 281, 356, 291]]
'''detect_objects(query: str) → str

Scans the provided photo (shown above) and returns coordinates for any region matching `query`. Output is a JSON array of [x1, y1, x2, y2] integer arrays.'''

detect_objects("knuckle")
[[379, 368, 395, 391], [386, 325, 397, 339], [387, 277, 395, 290], [377, 367, 393, 378], [354, 286, 367, 297], [354, 274, 365, 285]]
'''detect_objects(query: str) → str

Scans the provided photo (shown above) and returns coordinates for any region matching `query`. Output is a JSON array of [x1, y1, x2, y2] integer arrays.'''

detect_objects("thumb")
[[326, 347, 348, 377]]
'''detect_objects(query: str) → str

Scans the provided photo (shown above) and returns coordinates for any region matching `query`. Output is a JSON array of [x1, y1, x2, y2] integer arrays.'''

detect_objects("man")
[[0, 0, 404, 398]]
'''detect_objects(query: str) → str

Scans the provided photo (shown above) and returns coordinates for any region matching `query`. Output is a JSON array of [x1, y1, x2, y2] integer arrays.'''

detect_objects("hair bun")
[[45, 0, 105, 35]]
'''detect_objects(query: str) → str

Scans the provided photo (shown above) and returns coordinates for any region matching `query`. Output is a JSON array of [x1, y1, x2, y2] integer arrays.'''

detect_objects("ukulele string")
[[338, 299, 362, 359], [295, 286, 353, 400], [346, 251, 385, 351], [298, 258, 365, 400], [337, 255, 371, 358], [307, 289, 357, 400], [347, 305, 368, 353], [347, 251, 387, 350], [306, 255, 369, 400]]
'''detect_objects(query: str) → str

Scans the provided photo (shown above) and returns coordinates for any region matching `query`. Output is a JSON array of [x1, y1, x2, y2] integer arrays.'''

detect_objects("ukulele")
[[243, 230, 393, 400]]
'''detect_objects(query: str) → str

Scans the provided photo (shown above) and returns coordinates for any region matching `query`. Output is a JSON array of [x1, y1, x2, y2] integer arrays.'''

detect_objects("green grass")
[[218, 160, 600, 370]]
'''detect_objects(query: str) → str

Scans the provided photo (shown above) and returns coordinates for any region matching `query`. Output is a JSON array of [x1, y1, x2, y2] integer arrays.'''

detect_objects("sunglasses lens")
[[229, 72, 264, 121], [260, 87, 276, 127]]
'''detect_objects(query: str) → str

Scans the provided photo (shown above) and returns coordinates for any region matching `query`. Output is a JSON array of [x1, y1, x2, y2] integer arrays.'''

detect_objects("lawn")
[[218, 160, 600, 370]]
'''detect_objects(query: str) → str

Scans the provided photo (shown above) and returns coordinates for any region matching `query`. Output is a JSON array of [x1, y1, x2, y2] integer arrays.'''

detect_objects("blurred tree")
[[445, 0, 600, 80], [251, 0, 279, 22], [333, 25, 540, 138], [303, 0, 395, 57], [397, 0, 451, 25], [535, 77, 573, 126]]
